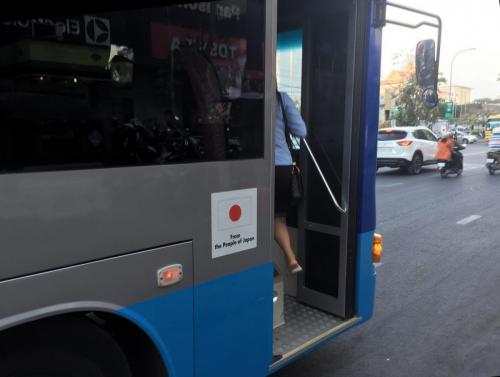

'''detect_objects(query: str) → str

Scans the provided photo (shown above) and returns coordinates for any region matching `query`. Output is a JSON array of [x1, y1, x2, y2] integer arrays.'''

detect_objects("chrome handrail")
[[302, 138, 348, 215]]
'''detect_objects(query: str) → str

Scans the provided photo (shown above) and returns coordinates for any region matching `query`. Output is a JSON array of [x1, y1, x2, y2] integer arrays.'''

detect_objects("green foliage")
[[394, 77, 440, 126], [438, 100, 448, 118], [459, 112, 482, 126]]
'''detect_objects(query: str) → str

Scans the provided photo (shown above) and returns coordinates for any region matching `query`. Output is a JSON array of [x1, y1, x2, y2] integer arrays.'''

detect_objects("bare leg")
[[274, 216, 299, 268]]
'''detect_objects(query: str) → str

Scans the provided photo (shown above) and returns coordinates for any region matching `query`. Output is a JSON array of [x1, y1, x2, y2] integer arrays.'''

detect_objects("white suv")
[[377, 127, 438, 174], [455, 131, 477, 144]]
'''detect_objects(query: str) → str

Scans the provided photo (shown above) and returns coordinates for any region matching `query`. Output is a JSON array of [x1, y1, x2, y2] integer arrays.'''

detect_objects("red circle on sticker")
[[229, 205, 242, 222]]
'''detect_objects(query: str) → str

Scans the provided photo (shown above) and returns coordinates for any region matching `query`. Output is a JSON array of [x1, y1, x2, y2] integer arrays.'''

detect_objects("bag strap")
[[277, 91, 296, 163]]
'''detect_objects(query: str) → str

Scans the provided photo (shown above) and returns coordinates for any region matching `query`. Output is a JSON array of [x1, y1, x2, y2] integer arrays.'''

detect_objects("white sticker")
[[211, 188, 257, 258]]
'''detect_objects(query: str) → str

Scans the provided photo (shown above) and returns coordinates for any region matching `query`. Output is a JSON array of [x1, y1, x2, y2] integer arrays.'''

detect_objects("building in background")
[[379, 67, 412, 127], [379, 65, 473, 128], [438, 84, 471, 105]]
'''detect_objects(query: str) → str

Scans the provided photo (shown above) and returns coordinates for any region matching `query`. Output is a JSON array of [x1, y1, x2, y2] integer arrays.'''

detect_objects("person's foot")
[[289, 261, 303, 274]]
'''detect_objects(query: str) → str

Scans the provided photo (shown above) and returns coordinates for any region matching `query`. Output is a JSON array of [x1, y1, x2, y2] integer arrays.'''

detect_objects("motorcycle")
[[437, 144, 465, 178], [486, 149, 500, 175]]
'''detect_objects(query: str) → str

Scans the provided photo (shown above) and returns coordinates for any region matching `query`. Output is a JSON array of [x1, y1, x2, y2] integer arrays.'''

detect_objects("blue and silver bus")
[[0, 1, 438, 376]]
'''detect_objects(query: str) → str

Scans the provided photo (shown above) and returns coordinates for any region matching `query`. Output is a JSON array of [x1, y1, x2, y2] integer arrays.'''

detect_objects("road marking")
[[463, 151, 488, 157], [374, 263, 384, 268], [377, 182, 404, 188], [463, 163, 484, 170], [456, 215, 482, 225]]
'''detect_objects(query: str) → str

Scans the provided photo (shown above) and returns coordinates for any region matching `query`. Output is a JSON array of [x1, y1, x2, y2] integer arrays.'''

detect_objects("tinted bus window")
[[377, 130, 407, 141], [0, 1, 265, 173]]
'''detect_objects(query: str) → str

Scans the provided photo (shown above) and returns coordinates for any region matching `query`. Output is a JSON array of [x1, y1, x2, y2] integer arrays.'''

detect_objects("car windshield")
[[378, 130, 407, 141]]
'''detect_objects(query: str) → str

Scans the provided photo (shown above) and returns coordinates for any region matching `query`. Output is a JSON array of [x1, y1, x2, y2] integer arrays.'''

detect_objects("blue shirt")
[[275, 92, 307, 166]]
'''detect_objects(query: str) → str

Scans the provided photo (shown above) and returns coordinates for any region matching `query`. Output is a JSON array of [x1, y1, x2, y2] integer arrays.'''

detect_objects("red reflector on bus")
[[157, 264, 183, 287]]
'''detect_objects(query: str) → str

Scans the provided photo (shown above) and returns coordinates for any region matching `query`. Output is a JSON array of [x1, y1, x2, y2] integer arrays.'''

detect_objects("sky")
[[381, 0, 500, 100]]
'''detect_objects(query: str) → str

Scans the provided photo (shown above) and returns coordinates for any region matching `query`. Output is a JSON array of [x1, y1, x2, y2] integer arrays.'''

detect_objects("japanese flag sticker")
[[211, 188, 257, 258]]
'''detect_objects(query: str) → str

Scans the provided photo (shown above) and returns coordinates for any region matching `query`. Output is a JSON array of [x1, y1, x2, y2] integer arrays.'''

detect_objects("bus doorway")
[[272, 0, 366, 363]]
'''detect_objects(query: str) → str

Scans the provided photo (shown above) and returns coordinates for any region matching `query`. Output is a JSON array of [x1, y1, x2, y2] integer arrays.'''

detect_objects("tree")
[[438, 100, 448, 118], [459, 112, 483, 127], [394, 76, 440, 126]]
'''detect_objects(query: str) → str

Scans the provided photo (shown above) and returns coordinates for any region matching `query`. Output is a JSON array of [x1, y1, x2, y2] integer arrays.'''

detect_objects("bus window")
[[277, 30, 302, 110], [277, 29, 303, 151], [0, 2, 265, 173]]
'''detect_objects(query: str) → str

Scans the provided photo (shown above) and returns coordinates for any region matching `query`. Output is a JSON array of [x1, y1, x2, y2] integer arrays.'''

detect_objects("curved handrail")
[[302, 138, 348, 215]]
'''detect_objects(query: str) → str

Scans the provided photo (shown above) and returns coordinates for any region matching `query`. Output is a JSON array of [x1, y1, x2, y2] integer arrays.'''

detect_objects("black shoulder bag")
[[277, 92, 303, 205]]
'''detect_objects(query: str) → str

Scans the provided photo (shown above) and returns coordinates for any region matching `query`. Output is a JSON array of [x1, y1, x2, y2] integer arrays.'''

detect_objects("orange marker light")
[[373, 233, 383, 263], [157, 264, 183, 287], [164, 270, 174, 282], [397, 140, 413, 147]]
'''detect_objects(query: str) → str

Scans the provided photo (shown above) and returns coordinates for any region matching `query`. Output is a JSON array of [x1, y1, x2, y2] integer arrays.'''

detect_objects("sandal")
[[289, 262, 303, 274]]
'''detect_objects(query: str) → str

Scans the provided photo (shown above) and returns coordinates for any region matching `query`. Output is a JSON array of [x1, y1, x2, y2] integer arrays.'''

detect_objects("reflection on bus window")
[[277, 29, 302, 149], [277, 30, 302, 109], [0, 1, 265, 173]]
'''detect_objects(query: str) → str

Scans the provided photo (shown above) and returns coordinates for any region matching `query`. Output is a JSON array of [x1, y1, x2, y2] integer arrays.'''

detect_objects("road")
[[274, 142, 500, 377]]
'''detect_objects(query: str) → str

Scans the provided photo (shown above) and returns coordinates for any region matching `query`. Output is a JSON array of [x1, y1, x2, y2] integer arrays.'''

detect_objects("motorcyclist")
[[450, 131, 464, 168], [435, 133, 453, 162], [436, 132, 463, 169]]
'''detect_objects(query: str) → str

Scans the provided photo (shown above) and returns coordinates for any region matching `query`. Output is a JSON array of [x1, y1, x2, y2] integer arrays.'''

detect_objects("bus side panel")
[[355, 0, 382, 319], [194, 262, 273, 377], [355, 231, 376, 320], [357, 0, 382, 235], [118, 288, 194, 377], [0, 241, 195, 377]]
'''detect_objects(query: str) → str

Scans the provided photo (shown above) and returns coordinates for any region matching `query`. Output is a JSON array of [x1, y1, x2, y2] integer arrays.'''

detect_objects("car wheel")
[[408, 153, 423, 175], [489, 167, 495, 175]]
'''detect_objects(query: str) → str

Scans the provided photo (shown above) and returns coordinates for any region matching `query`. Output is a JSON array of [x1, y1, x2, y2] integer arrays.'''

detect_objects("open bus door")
[[295, 2, 360, 317], [274, 0, 366, 320], [271, 0, 442, 368], [271, 1, 372, 364]]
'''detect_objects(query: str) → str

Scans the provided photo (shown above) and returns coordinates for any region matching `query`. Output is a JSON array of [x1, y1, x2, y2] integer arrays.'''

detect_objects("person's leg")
[[457, 151, 463, 169], [274, 216, 302, 273], [451, 151, 462, 168], [451, 152, 458, 168]]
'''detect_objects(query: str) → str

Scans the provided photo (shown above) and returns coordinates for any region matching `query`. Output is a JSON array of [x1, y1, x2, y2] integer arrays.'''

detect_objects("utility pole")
[[449, 48, 476, 121]]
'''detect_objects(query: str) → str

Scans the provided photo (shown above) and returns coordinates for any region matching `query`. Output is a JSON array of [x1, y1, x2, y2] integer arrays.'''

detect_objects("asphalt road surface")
[[274, 141, 500, 377]]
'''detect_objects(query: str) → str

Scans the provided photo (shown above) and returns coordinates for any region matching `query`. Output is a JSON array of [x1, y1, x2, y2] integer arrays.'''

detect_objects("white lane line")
[[463, 151, 488, 157], [377, 182, 404, 188], [456, 215, 482, 225], [463, 163, 484, 170], [374, 263, 384, 268]]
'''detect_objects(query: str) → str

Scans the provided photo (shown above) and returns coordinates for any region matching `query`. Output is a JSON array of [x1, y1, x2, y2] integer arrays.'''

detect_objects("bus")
[[0, 1, 437, 376], [485, 114, 500, 141]]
